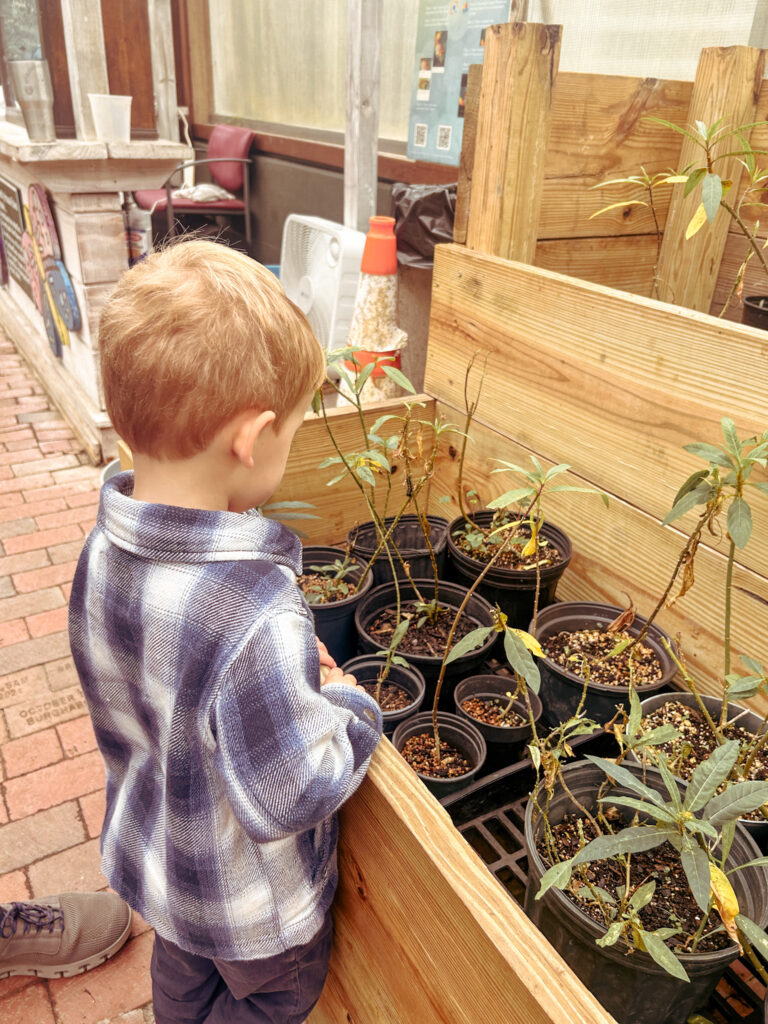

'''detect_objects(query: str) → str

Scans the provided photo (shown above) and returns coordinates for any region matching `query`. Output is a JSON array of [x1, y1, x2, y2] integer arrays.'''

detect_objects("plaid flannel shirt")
[[68, 473, 382, 959]]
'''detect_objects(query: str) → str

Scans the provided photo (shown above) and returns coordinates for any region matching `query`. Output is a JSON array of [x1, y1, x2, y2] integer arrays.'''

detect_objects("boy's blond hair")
[[99, 239, 325, 459]]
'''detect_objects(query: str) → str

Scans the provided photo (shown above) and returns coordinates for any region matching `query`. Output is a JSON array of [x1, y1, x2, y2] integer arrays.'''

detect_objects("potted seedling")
[[340, 653, 426, 736], [525, 743, 768, 1024], [298, 547, 373, 664]]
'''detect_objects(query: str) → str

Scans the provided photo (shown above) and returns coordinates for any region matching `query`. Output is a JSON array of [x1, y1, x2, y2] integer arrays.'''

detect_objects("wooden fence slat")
[[453, 63, 483, 245], [309, 739, 616, 1024], [656, 45, 766, 312], [466, 21, 561, 261], [534, 235, 657, 296]]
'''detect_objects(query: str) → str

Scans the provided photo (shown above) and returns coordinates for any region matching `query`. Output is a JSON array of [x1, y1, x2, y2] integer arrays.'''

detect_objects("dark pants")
[[151, 911, 333, 1024]]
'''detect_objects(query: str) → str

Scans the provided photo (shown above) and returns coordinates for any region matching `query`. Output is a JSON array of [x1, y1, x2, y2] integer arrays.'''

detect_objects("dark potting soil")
[[367, 601, 479, 659], [360, 681, 413, 712], [400, 731, 473, 778], [298, 573, 357, 605], [460, 696, 526, 728], [544, 629, 662, 687], [539, 812, 730, 954], [642, 701, 768, 821], [454, 520, 564, 571]]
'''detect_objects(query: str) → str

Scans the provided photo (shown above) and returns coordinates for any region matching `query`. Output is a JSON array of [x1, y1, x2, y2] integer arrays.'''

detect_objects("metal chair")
[[134, 124, 255, 252]]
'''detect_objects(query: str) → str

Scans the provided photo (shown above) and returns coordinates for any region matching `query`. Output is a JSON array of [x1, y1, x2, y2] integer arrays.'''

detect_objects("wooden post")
[[465, 21, 561, 262], [656, 45, 766, 312], [148, 0, 179, 141], [185, 0, 214, 126], [453, 64, 483, 244], [344, 0, 382, 232], [60, 0, 109, 140]]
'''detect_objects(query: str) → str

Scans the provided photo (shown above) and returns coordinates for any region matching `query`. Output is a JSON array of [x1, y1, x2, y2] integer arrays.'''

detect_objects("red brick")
[[0, 516, 36, 539], [57, 715, 97, 758], [2, 727, 63, 778], [12, 561, 78, 593], [79, 789, 106, 839], [0, 492, 24, 509], [0, 631, 71, 679], [45, 656, 79, 692], [52, 466, 99, 485], [0, 430, 34, 446], [0, 665, 47, 710], [66, 490, 101, 509], [0, 617, 29, 646], [39, 439, 79, 455], [26, 604, 69, 638], [35, 505, 100, 531], [21, 481, 95, 504], [0, 587, 64, 624], [0, 979, 55, 1024], [0, 802, 85, 874], [49, 539, 87, 565], [50, 930, 153, 1024], [13, 454, 79, 478], [0, 868, 29, 902], [28, 835, 107, 895], [0, 547, 49, 578], [0, 448, 37, 466], [61, 581, 73, 601], [0, 497, 66, 524], [4, 523, 82, 555], [0, 472, 54, 494], [5, 750, 105, 819]]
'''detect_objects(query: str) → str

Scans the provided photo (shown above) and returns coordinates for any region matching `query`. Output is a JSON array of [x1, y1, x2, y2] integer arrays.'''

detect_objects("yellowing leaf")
[[685, 203, 708, 240], [661, 175, 690, 184], [710, 864, 742, 952], [522, 524, 539, 558], [510, 628, 544, 658]]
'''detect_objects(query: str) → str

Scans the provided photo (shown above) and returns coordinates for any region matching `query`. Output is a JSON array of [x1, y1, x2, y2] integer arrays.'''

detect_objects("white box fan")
[[280, 215, 365, 351]]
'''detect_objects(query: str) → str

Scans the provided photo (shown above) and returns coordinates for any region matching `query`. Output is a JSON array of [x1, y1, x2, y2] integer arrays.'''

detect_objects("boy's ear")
[[231, 409, 277, 469]]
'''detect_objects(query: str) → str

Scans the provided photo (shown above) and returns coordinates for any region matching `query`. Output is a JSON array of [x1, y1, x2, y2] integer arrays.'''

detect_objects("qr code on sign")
[[436, 125, 452, 150], [413, 123, 428, 147]]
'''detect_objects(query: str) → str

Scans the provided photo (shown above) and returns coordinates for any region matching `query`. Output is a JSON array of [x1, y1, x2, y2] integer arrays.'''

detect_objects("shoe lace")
[[0, 902, 64, 938]]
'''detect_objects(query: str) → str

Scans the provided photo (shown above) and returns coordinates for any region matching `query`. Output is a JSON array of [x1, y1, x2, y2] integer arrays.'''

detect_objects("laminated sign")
[[407, 0, 511, 166]]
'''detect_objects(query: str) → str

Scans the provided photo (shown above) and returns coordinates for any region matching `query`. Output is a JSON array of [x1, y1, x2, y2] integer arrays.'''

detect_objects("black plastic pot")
[[637, 691, 768, 853], [742, 295, 768, 331], [531, 601, 676, 727], [354, 578, 496, 710], [300, 546, 373, 665], [446, 512, 572, 628], [524, 760, 768, 1024], [454, 675, 543, 774], [340, 655, 426, 736], [391, 711, 487, 797], [347, 515, 449, 586]]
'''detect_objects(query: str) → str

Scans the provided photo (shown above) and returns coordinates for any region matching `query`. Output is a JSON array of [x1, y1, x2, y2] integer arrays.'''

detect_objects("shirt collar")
[[97, 471, 302, 571]]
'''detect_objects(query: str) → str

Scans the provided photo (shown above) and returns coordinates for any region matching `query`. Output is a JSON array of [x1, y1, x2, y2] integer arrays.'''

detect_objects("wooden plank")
[[270, 396, 434, 546], [656, 46, 766, 312], [185, 0, 214, 125], [344, 0, 381, 232], [534, 235, 657, 296], [60, 0, 110, 140], [466, 21, 561, 261], [309, 739, 616, 1024], [101, 0, 158, 138], [453, 63, 483, 245], [426, 411, 768, 714], [710, 230, 768, 321], [148, 0, 179, 141], [425, 244, 768, 578]]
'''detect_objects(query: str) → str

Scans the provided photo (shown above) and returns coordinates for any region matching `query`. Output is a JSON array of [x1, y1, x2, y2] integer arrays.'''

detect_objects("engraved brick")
[[46, 656, 80, 692], [57, 715, 97, 757], [0, 666, 47, 710], [5, 683, 87, 738], [0, 801, 85, 873]]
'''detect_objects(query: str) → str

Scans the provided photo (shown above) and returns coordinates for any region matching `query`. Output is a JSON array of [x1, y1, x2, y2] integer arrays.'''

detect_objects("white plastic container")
[[88, 94, 132, 142]]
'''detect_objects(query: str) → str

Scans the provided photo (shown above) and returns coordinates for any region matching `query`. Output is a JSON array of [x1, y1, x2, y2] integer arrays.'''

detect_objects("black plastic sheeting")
[[392, 181, 457, 268]]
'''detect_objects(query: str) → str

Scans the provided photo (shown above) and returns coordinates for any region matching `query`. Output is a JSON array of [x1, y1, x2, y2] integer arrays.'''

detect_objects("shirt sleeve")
[[212, 604, 383, 843]]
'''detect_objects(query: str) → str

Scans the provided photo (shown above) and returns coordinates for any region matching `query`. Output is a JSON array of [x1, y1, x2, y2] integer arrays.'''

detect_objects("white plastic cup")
[[88, 93, 132, 142]]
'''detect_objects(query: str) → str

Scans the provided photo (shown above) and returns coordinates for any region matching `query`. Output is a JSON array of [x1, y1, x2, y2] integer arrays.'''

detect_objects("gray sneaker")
[[0, 892, 132, 979]]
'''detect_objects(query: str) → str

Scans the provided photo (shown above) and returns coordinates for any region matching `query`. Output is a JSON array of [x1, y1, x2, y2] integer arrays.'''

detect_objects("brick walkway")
[[0, 333, 155, 1024]]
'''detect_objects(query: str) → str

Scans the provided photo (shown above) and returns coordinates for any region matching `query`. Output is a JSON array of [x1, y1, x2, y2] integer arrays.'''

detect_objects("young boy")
[[69, 240, 383, 1024]]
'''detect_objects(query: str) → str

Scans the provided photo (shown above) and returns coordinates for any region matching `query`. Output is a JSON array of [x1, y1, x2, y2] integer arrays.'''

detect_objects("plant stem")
[[724, 538, 735, 679], [721, 199, 768, 285]]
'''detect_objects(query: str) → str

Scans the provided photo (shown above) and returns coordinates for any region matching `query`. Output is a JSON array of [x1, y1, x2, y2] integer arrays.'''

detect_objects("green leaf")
[[529, 743, 541, 770], [263, 500, 317, 511], [643, 116, 705, 148], [571, 825, 674, 865], [672, 468, 710, 506], [317, 455, 344, 469], [607, 636, 633, 658], [640, 930, 690, 982], [356, 465, 376, 487], [684, 166, 707, 197], [684, 818, 719, 841], [721, 820, 736, 865], [381, 364, 416, 394], [543, 463, 571, 481], [370, 414, 399, 435], [585, 755, 668, 808], [590, 199, 648, 219], [727, 855, 768, 875], [390, 618, 410, 648], [704, 780, 768, 826], [503, 628, 541, 693], [663, 482, 714, 525], [630, 879, 656, 911], [683, 442, 735, 468], [684, 739, 740, 812], [444, 626, 493, 666], [628, 686, 642, 739], [656, 755, 683, 810], [742, 654, 764, 676], [634, 724, 681, 748], [680, 833, 711, 913], [736, 914, 768, 961], [326, 469, 349, 487], [751, 481, 768, 496], [727, 497, 753, 549], [598, 795, 677, 824], [721, 418, 742, 459], [726, 676, 762, 700], [353, 360, 375, 393], [701, 173, 723, 222], [595, 921, 625, 947], [487, 488, 534, 510], [536, 859, 574, 899]]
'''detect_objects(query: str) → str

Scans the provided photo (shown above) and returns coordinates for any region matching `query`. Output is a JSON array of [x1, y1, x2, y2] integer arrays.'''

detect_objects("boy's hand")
[[316, 638, 336, 670], [320, 666, 360, 689]]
